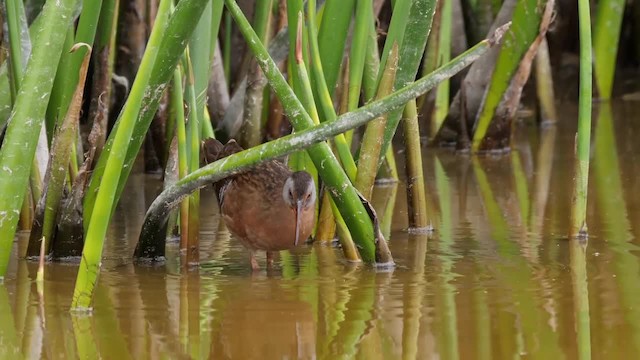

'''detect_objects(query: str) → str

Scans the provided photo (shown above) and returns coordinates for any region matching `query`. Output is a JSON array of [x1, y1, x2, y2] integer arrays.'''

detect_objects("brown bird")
[[202, 138, 317, 270]]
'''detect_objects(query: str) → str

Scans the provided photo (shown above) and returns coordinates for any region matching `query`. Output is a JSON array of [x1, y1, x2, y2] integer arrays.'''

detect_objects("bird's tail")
[[201, 138, 244, 205]]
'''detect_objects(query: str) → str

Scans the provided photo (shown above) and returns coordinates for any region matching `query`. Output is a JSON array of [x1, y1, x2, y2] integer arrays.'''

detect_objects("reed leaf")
[[471, 0, 549, 151], [0, 0, 79, 278], [317, 0, 355, 95], [593, 0, 625, 99]]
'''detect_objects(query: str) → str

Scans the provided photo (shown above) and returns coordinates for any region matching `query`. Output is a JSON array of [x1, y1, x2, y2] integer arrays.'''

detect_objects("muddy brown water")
[[3, 101, 640, 359]]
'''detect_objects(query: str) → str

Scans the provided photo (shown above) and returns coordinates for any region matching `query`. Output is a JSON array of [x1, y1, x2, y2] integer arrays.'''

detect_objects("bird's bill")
[[294, 200, 303, 246]]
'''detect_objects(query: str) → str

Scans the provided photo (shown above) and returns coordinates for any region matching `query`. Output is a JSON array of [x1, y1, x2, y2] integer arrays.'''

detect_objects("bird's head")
[[282, 171, 317, 246]]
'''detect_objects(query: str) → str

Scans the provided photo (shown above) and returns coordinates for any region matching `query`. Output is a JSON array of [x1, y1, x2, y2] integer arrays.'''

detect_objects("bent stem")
[[137, 34, 502, 259]]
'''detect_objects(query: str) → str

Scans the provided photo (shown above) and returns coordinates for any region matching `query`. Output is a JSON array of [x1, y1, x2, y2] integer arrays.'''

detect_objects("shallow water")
[[3, 101, 640, 359]]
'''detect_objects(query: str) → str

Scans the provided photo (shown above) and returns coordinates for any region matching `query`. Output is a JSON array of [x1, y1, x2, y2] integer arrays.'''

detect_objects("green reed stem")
[[355, 43, 398, 199], [570, 0, 592, 237], [402, 99, 429, 228]]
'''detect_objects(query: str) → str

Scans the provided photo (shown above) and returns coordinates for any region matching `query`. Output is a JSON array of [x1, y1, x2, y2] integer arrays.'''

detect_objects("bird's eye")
[[305, 193, 311, 200], [289, 190, 294, 199]]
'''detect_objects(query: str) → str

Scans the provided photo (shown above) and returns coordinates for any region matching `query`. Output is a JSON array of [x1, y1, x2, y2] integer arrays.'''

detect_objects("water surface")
[[3, 101, 640, 359]]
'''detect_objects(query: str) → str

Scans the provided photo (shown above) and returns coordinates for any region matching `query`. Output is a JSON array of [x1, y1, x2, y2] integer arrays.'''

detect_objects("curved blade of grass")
[[137, 34, 501, 258], [83, 0, 213, 233], [471, 0, 549, 151], [0, 0, 79, 279]]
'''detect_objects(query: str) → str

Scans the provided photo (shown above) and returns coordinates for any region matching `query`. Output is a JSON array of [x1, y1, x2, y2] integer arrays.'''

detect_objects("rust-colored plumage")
[[202, 138, 316, 270]]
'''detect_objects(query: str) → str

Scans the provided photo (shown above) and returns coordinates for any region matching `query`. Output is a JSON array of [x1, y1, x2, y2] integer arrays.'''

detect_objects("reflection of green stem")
[[529, 126, 556, 232], [434, 158, 459, 360], [570, 240, 591, 360], [72, 315, 100, 359], [473, 274, 492, 360], [403, 234, 428, 360], [93, 285, 134, 359], [593, 104, 640, 353], [0, 286, 21, 358], [327, 272, 376, 360], [473, 158, 563, 357], [511, 150, 530, 226]]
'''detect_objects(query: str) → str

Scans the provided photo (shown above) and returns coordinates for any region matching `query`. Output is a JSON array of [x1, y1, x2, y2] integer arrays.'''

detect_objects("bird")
[[202, 138, 317, 270]]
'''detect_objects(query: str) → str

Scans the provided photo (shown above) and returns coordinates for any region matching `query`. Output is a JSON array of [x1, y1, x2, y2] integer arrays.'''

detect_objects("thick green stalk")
[[138, 35, 501, 258], [0, 0, 79, 279], [402, 100, 429, 228], [307, 0, 357, 181], [83, 0, 212, 232], [593, 0, 625, 99], [230, 0, 378, 262], [379, 0, 435, 165], [570, 240, 592, 360], [317, 0, 356, 95], [570, 0, 592, 236], [72, 0, 173, 310], [355, 43, 398, 199]]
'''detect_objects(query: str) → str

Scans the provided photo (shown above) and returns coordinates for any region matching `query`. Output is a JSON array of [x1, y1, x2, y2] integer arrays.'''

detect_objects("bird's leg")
[[266, 251, 276, 269], [250, 251, 260, 271]]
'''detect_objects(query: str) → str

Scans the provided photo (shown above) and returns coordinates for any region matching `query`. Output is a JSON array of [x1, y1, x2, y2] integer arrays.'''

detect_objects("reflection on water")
[[3, 101, 640, 358]]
